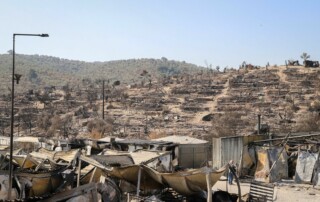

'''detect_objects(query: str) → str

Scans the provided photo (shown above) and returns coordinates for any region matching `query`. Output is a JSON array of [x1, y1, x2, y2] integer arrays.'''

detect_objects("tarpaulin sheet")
[[295, 151, 318, 183], [143, 165, 227, 195], [108, 165, 163, 190], [108, 165, 226, 195]]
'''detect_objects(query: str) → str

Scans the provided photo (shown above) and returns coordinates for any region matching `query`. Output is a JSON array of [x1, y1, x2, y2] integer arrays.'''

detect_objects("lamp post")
[[8, 33, 49, 199]]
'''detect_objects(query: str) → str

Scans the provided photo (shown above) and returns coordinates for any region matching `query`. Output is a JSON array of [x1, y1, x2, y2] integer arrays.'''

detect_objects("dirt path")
[[275, 66, 289, 84], [191, 79, 230, 123], [211, 79, 230, 111]]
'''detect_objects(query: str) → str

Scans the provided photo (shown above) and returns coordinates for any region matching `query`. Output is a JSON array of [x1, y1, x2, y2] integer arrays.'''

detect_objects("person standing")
[[228, 160, 236, 185]]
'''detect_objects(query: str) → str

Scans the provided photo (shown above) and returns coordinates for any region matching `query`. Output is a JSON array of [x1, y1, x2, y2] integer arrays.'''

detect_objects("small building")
[[0, 136, 11, 146], [155, 135, 209, 169]]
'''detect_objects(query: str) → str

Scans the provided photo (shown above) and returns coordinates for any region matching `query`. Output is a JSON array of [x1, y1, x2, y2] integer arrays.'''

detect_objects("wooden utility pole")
[[102, 80, 105, 120], [258, 114, 261, 135]]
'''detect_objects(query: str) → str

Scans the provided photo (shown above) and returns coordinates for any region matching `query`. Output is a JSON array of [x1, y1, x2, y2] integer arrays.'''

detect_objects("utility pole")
[[102, 80, 105, 120], [258, 114, 261, 135]]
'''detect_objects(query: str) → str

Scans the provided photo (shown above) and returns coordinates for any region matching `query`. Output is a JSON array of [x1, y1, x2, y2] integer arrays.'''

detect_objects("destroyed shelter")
[[239, 132, 320, 186], [154, 135, 209, 169]]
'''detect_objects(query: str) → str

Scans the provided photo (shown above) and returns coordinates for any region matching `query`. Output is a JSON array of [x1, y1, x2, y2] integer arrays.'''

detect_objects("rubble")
[[0, 63, 320, 200], [0, 135, 227, 201], [239, 132, 320, 186]]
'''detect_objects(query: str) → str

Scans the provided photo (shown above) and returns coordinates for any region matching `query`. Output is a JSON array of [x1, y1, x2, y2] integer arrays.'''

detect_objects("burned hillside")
[[1, 64, 320, 140]]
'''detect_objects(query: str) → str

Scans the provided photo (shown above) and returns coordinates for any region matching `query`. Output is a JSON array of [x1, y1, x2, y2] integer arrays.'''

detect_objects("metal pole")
[[136, 166, 142, 197], [206, 172, 212, 202], [77, 159, 81, 187], [8, 33, 49, 200], [8, 34, 15, 200], [102, 80, 105, 120]]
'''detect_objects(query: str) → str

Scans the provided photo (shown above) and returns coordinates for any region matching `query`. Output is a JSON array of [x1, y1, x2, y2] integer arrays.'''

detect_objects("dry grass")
[[148, 131, 167, 139]]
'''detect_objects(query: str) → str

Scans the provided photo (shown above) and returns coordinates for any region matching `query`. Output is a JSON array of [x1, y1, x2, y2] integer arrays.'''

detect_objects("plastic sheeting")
[[295, 151, 318, 183]]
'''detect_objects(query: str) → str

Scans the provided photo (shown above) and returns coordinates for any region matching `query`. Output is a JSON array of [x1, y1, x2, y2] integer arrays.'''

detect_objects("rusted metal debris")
[[0, 135, 226, 202], [239, 132, 320, 185], [304, 60, 320, 68]]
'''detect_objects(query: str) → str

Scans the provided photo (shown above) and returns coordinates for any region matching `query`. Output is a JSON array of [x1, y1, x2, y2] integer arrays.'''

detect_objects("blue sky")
[[1, 0, 319, 67]]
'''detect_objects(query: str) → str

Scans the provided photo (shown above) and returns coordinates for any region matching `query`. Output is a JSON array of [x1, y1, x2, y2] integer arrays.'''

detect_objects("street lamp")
[[8, 33, 49, 199]]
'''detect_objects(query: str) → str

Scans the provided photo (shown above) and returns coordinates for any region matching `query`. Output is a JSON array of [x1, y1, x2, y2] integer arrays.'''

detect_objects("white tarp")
[[295, 151, 318, 183]]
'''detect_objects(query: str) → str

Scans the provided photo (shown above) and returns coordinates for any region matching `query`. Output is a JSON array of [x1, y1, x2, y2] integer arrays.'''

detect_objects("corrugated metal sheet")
[[212, 136, 243, 169], [155, 135, 208, 144], [221, 136, 243, 168], [212, 135, 267, 169], [179, 144, 208, 168], [212, 138, 221, 169]]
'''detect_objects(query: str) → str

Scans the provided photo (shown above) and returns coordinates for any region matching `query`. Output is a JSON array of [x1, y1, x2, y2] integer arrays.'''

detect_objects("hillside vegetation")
[[0, 53, 203, 91]]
